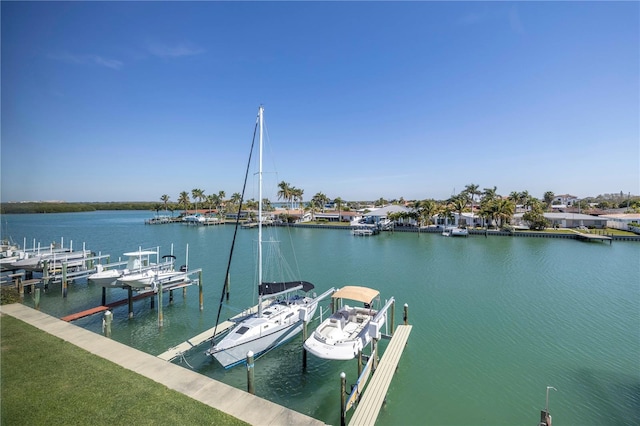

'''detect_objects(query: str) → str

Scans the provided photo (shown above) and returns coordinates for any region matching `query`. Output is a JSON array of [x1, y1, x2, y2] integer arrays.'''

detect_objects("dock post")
[[158, 282, 164, 328], [42, 260, 49, 286], [340, 372, 347, 426], [372, 338, 379, 372], [169, 289, 174, 304], [103, 310, 112, 338], [199, 270, 204, 311], [18, 277, 24, 298], [246, 351, 255, 395], [150, 292, 155, 309], [225, 272, 230, 301], [128, 286, 134, 319], [357, 350, 363, 377], [34, 288, 41, 310], [390, 300, 396, 335], [302, 320, 308, 371], [403, 303, 409, 325], [62, 263, 68, 298], [101, 287, 106, 306]]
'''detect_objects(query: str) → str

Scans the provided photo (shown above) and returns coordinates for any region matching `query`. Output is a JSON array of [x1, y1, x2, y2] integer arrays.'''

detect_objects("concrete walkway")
[[0, 303, 325, 426]]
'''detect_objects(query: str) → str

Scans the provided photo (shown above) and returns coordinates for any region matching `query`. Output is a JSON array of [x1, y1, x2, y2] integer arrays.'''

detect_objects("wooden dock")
[[349, 324, 412, 426], [157, 320, 236, 361], [157, 301, 269, 361], [60, 282, 193, 322]]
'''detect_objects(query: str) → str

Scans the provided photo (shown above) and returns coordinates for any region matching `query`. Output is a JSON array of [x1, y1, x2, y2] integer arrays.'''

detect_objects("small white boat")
[[183, 214, 206, 224], [442, 226, 469, 237], [116, 252, 186, 289], [88, 249, 166, 287], [352, 226, 378, 236], [304, 285, 384, 361]]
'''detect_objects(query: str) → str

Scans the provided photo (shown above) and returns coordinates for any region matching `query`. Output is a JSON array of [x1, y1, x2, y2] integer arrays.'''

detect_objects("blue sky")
[[2, 1, 638, 203]]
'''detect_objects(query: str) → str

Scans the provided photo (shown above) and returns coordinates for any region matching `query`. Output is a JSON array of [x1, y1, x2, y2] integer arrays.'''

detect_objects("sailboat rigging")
[[205, 106, 319, 368]]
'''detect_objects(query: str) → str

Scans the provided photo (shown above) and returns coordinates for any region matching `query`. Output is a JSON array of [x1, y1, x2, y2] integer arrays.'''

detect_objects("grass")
[[0, 314, 248, 426]]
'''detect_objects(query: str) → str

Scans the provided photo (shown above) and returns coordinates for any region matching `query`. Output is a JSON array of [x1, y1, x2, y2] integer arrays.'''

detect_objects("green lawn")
[[0, 314, 247, 426]]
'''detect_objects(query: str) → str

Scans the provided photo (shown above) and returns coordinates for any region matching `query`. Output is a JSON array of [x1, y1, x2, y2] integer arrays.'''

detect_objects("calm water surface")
[[3, 211, 639, 425]]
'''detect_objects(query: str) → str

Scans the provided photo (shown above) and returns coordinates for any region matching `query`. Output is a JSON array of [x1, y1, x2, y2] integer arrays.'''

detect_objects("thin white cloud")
[[146, 42, 205, 59], [49, 52, 123, 70]]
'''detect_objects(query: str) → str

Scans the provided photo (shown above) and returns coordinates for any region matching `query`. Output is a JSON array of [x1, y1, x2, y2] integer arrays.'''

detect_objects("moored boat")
[[304, 285, 387, 361]]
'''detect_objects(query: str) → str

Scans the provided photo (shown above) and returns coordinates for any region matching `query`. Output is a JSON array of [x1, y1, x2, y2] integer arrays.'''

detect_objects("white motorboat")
[[304, 285, 384, 361], [352, 226, 377, 236], [206, 106, 319, 368], [183, 214, 206, 224], [10, 247, 92, 272], [88, 249, 172, 287], [115, 252, 186, 289], [442, 226, 469, 237]]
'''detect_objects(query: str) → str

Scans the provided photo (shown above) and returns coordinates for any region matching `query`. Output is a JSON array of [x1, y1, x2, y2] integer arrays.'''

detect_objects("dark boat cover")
[[259, 280, 315, 295]]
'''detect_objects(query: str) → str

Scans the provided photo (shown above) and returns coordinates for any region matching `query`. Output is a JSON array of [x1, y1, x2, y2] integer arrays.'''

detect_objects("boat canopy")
[[123, 250, 157, 257], [259, 280, 315, 295], [332, 286, 380, 304]]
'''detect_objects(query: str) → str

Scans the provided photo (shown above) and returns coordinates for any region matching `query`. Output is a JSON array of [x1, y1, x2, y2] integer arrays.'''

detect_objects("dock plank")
[[349, 324, 412, 426], [61, 306, 109, 322]]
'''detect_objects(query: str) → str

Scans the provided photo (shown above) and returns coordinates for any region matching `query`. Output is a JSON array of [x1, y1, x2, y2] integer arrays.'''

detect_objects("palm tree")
[[292, 187, 304, 211], [464, 183, 481, 211], [230, 192, 242, 206], [206, 194, 219, 214], [178, 191, 190, 215], [311, 192, 329, 212], [451, 195, 467, 227], [543, 191, 555, 211], [415, 199, 438, 227], [277, 181, 294, 211], [192, 188, 205, 214], [160, 194, 170, 214], [334, 197, 344, 222]]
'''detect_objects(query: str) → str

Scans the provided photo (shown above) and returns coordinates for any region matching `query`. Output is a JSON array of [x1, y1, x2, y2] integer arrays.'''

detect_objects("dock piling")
[[225, 272, 230, 301], [158, 281, 164, 328], [247, 351, 255, 395], [103, 310, 112, 337], [62, 263, 68, 298], [403, 303, 409, 325], [34, 288, 41, 310], [198, 270, 203, 311], [340, 372, 347, 426], [128, 286, 134, 319], [302, 320, 308, 371]]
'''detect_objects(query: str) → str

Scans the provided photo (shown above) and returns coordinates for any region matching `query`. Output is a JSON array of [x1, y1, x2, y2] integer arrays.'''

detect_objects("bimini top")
[[123, 250, 157, 257], [332, 286, 380, 304], [259, 280, 315, 295]]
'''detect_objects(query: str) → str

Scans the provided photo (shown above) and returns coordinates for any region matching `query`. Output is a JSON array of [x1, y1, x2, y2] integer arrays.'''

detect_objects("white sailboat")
[[206, 106, 318, 368]]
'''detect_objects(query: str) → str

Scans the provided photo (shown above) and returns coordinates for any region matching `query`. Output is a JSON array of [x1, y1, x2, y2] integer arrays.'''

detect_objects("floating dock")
[[349, 324, 412, 426]]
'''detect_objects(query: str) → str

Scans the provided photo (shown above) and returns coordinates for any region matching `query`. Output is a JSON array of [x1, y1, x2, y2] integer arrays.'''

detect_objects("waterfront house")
[[598, 213, 640, 232], [514, 212, 607, 229]]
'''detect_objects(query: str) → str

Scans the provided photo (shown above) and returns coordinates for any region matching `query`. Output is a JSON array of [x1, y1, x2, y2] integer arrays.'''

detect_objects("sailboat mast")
[[257, 106, 264, 318]]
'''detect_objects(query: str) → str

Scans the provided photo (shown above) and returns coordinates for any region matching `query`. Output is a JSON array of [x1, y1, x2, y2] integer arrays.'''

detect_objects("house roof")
[[363, 205, 410, 217]]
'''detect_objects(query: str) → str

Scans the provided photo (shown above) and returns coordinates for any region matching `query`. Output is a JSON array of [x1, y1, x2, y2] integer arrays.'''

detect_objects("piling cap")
[[247, 351, 254, 357], [340, 372, 346, 379]]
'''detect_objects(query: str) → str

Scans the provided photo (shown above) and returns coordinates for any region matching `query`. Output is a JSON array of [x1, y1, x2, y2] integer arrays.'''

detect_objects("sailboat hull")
[[209, 299, 318, 368]]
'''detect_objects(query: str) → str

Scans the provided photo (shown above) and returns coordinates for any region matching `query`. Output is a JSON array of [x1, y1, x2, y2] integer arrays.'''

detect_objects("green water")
[[3, 211, 639, 425]]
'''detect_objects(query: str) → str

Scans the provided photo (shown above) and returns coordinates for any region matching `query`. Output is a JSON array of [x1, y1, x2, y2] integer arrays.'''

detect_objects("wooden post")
[[128, 286, 134, 319], [18, 277, 24, 298], [403, 303, 409, 325], [42, 260, 49, 286], [62, 263, 68, 298], [34, 288, 41, 310], [169, 289, 174, 304], [302, 320, 308, 371], [158, 281, 164, 328], [372, 338, 378, 372], [225, 272, 230, 301], [150, 291, 155, 309], [198, 270, 203, 311], [357, 350, 363, 377], [340, 372, 347, 426], [390, 299, 396, 335], [246, 351, 255, 394], [101, 287, 106, 306], [103, 310, 112, 338]]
